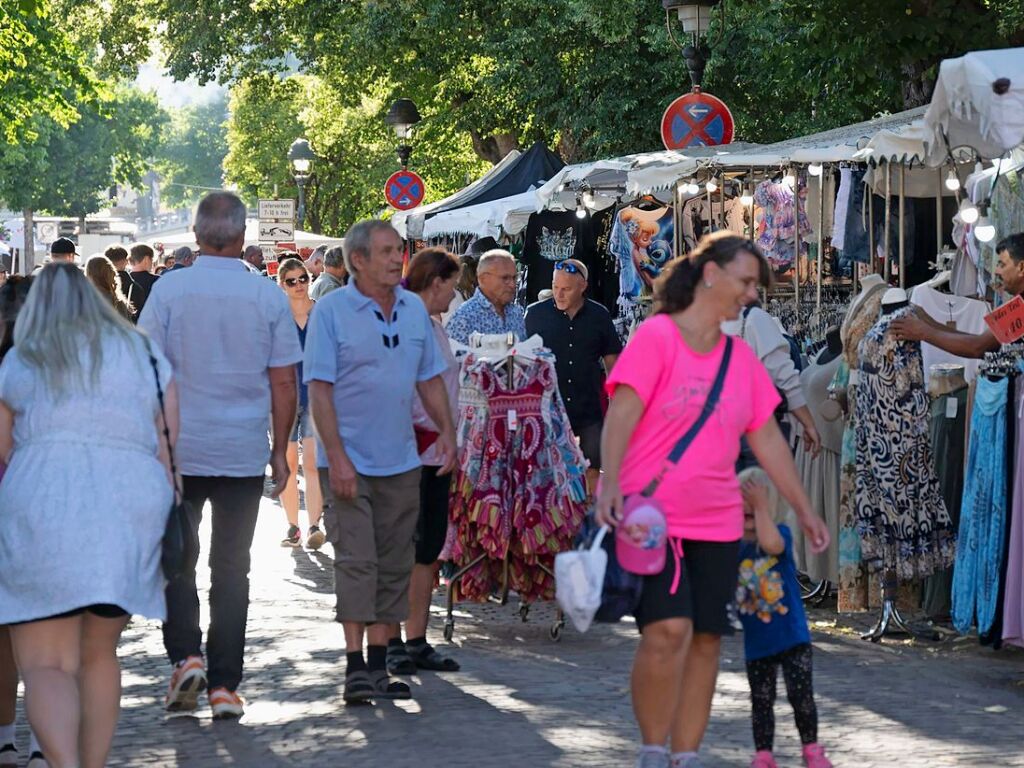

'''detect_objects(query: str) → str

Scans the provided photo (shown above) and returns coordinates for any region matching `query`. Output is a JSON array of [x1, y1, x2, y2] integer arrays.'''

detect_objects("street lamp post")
[[663, 0, 723, 89], [385, 98, 422, 168], [287, 138, 315, 230]]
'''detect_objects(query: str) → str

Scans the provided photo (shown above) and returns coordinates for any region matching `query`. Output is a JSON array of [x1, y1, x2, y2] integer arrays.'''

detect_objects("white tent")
[[155, 220, 344, 249], [420, 190, 539, 240], [626, 109, 928, 193], [924, 47, 1024, 162]]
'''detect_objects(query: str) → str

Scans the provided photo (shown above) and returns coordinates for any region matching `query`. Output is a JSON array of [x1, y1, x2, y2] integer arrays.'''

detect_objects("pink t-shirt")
[[605, 313, 780, 542]]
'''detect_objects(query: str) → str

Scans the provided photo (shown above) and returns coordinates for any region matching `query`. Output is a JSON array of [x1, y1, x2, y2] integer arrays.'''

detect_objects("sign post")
[[384, 170, 425, 211], [660, 91, 735, 151], [258, 198, 297, 274]]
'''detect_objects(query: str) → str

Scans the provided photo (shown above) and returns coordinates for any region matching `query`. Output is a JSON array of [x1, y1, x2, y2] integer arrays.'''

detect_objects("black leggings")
[[746, 643, 818, 751]]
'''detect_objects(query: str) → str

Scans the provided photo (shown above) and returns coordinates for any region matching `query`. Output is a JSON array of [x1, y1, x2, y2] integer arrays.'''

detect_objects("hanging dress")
[[450, 354, 586, 602], [952, 375, 1009, 636], [1003, 374, 1024, 647], [853, 306, 956, 582]]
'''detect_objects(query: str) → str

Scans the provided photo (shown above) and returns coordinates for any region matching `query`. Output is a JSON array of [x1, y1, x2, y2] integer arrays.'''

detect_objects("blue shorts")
[[291, 404, 314, 442]]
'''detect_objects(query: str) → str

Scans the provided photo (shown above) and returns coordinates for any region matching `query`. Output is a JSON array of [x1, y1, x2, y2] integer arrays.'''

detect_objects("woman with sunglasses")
[[276, 257, 325, 549]]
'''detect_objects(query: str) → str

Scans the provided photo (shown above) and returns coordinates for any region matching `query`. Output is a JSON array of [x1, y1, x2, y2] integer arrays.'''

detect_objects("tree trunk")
[[901, 60, 935, 109], [23, 209, 34, 274], [469, 130, 521, 164]]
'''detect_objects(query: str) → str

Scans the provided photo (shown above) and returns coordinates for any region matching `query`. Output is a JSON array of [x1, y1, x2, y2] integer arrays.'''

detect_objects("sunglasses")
[[284, 274, 310, 287], [554, 261, 584, 276]]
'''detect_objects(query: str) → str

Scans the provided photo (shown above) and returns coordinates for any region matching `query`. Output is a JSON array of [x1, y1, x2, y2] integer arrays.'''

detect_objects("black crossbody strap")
[[144, 338, 182, 500], [641, 335, 733, 497]]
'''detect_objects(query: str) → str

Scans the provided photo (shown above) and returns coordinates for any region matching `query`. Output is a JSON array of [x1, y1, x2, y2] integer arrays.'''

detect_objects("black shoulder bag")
[[145, 340, 198, 581]]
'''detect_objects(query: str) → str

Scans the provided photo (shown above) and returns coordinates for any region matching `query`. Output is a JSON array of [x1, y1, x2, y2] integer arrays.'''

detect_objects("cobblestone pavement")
[[14, 493, 1024, 767]]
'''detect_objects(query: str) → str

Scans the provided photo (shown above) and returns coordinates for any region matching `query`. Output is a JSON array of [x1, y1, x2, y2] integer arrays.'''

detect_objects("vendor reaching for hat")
[[890, 233, 1023, 357]]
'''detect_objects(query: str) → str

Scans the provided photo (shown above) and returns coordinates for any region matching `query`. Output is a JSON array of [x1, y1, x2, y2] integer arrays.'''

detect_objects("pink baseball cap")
[[616, 497, 668, 575]]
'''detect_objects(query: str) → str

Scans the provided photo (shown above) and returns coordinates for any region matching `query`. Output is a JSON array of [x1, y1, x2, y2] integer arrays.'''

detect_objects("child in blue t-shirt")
[[736, 468, 832, 768]]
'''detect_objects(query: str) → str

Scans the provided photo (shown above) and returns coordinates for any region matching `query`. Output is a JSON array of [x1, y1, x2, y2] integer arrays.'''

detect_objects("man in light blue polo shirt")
[[139, 192, 302, 719], [305, 219, 456, 704]]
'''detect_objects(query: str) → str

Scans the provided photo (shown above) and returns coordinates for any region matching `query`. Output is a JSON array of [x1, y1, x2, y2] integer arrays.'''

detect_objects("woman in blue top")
[[277, 257, 325, 549], [736, 468, 832, 768]]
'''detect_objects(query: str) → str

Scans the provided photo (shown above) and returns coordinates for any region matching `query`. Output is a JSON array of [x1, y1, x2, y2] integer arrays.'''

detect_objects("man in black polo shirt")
[[525, 259, 621, 494]]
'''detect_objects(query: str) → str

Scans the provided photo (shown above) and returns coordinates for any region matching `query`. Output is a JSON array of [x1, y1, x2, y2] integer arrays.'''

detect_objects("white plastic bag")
[[555, 525, 609, 633]]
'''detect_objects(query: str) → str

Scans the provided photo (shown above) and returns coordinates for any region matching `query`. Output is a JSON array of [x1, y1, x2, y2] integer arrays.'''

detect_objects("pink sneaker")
[[750, 751, 777, 768], [802, 743, 833, 768]]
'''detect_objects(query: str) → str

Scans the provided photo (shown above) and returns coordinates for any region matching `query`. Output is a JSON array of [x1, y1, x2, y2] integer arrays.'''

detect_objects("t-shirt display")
[[520, 211, 596, 305], [607, 205, 675, 312]]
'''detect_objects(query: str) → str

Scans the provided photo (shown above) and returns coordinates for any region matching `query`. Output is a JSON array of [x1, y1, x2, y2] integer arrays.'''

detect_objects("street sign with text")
[[258, 199, 296, 221]]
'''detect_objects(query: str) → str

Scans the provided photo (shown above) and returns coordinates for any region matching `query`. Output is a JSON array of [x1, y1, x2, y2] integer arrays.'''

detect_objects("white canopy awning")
[[155, 221, 345, 249], [924, 47, 1024, 162], [391, 150, 524, 240], [626, 109, 928, 193], [419, 190, 539, 240]]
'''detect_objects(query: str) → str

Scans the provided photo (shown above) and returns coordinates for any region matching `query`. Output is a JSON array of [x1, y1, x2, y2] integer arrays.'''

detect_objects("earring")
[[703, 281, 712, 289]]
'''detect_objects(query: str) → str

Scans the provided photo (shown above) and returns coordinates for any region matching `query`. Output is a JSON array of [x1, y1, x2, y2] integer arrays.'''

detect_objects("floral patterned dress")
[[449, 353, 587, 602], [853, 306, 956, 582]]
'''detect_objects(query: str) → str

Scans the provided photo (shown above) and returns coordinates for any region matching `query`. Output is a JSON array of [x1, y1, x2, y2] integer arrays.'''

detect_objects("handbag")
[[144, 340, 198, 582], [595, 335, 734, 619]]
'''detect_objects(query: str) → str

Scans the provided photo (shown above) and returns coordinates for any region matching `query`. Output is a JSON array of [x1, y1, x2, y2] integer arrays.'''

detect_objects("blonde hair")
[[15, 262, 142, 398], [737, 467, 783, 523]]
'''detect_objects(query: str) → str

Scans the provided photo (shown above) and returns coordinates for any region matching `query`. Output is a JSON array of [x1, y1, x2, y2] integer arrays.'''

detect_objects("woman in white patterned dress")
[[0, 264, 178, 768]]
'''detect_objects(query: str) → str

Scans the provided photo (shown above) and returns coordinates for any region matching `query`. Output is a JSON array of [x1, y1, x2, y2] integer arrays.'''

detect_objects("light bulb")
[[808, 163, 823, 177], [706, 178, 718, 193], [959, 198, 979, 224], [945, 169, 961, 191], [575, 203, 587, 219], [582, 191, 595, 209], [686, 178, 699, 195], [740, 186, 754, 206], [975, 215, 996, 243]]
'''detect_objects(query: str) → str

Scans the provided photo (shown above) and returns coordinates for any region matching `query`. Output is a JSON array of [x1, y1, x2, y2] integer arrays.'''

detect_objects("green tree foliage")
[[0, 0, 99, 142], [706, 0, 1024, 143], [223, 74, 487, 235], [0, 87, 168, 218], [155, 96, 229, 208]]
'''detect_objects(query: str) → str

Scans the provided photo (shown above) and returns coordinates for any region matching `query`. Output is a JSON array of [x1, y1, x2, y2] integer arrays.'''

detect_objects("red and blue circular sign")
[[660, 91, 735, 150], [384, 170, 425, 211]]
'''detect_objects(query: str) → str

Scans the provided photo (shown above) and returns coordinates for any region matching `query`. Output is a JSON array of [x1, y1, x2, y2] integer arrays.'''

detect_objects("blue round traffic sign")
[[385, 170, 425, 211], [660, 91, 735, 150]]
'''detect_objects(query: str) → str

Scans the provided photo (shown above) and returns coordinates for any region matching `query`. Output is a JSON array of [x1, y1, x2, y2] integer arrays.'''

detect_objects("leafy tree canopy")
[[155, 96, 230, 209]]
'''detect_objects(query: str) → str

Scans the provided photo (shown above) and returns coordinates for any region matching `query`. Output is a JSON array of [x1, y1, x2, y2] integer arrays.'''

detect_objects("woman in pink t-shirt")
[[596, 233, 829, 768]]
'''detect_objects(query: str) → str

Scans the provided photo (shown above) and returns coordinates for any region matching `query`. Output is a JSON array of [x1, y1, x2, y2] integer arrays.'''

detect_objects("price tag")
[[849, 370, 860, 386], [508, 409, 518, 432], [984, 296, 1024, 344], [945, 396, 958, 419]]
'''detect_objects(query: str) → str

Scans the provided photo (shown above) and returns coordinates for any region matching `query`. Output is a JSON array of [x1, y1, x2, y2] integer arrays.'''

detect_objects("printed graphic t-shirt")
[[520, 211, 596, 304], [736, 525, 812, 660], [605, 314, 780, 541]]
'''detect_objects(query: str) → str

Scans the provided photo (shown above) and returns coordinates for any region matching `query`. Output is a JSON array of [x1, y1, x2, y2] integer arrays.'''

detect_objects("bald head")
[[243, 245, 264, 269], [476, 249, 517, 309]]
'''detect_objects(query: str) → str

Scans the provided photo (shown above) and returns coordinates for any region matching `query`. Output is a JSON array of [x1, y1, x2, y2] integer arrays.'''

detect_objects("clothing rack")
[[444, 333, 568, 642]]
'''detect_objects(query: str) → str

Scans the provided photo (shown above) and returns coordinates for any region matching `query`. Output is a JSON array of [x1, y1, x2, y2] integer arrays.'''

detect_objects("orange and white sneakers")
[[165, 655, 206, 712], [208, 687, 245, 720]]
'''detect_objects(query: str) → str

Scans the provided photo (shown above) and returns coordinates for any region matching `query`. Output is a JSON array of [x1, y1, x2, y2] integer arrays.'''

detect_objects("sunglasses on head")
[[554, 261, 583, 276], [284, 274, 310, 287]]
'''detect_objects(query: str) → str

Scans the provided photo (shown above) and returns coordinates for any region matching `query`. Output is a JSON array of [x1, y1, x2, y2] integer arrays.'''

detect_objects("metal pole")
[[883, 164, 892, 283], [296, 176, 307, 230], [706, 178, 713, 236], [675, 181, 682, 258], [793, 167, 801, 305], [898, 164, 906, 289], [817, 165, 824, 312], [867, 182, 875, 279], [748, 170, 756, 241], [936, 169, 944, 266]]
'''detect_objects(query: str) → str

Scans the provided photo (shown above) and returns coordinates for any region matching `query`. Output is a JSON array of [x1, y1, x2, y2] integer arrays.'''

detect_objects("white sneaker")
[[165, 655, 207, 712], [209, 687, 245, 720]]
